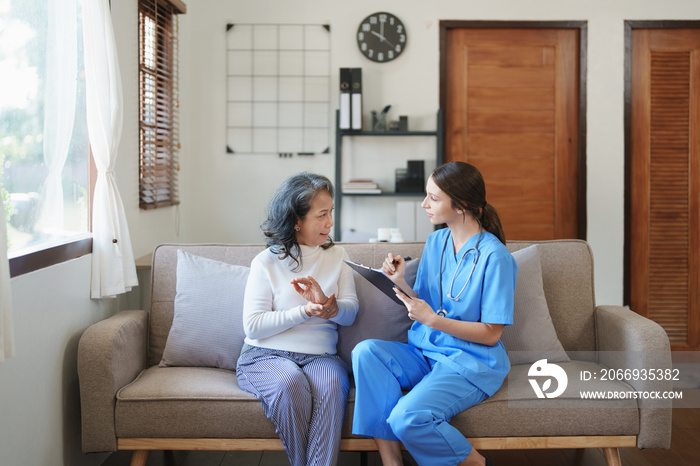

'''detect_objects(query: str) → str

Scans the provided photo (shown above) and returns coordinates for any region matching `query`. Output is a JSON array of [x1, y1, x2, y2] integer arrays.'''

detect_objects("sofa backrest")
[[147, 239, 595, 366]]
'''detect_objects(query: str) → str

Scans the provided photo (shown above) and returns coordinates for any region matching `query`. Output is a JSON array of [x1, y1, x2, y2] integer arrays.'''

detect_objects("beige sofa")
[[78, 240, 672, 466]]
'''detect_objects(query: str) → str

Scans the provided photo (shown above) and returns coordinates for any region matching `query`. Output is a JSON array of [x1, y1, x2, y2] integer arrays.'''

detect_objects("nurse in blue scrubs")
[[351, 162, 517, 466]]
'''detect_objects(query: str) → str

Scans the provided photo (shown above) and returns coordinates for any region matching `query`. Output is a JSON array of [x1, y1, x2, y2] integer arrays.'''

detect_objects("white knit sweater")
[[242, 244, 359, 355]]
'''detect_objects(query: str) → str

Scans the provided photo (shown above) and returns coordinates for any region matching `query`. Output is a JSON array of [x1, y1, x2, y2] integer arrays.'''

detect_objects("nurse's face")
[[295, 189, 334, 247], [421, 176, 462, 225]]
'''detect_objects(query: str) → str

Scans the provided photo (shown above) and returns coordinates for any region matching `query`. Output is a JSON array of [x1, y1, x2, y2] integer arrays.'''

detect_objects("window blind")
[[138, 0, 185, 209]]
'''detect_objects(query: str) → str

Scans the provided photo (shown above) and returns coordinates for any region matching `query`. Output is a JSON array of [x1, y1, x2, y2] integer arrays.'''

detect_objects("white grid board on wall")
[[226, 23, 331, 155]]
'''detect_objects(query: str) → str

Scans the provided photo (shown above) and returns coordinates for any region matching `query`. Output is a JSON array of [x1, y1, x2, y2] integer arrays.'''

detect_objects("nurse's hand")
[[393, 287, 436, 326], [382, 253, 406, 282]]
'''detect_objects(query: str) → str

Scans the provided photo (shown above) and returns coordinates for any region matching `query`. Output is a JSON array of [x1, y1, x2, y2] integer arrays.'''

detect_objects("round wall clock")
[[357, 12, 407, 63]]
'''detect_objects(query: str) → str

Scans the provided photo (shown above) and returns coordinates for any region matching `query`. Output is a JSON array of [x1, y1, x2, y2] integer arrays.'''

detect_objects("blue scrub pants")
[[352, 339, 488, 466], [236, 345, 350, 466]]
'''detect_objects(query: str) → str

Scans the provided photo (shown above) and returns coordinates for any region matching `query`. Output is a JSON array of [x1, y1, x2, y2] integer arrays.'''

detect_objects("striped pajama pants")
[[236, 344, 350, 466]]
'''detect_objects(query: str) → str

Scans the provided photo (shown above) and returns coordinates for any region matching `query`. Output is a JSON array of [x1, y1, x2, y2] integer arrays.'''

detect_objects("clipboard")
[[344, 260, 411, 306]]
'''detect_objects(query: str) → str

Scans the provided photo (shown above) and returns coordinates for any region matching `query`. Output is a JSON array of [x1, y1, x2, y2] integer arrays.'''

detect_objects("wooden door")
[[629, 28, 700, 351], [443, 27, 582, 240]]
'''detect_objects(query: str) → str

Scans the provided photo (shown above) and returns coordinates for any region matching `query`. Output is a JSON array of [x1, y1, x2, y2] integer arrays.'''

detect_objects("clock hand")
[[371, 30, 395, 48]]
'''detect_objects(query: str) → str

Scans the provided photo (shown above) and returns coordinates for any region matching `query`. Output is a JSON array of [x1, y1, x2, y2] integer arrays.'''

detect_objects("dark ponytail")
[[479, 202, 506, 245], [430, 162, 507, 245]]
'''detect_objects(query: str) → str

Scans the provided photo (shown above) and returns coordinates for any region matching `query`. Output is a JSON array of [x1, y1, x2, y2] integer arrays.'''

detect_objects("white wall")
[[182, 0, 700, 305], [0, 256, 138, 466]]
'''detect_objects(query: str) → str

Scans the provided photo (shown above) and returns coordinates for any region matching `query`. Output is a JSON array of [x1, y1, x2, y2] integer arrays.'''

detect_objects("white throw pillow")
[[501, 245, 570, 365], [160, 250, 249, 370]]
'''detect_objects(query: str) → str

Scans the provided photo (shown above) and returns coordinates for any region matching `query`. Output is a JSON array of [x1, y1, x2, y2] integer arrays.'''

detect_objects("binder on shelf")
[[351, 68, 363, 130], [339, 68, 351, 130]]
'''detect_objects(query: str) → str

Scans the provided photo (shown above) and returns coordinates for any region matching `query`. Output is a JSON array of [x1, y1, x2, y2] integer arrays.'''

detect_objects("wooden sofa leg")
[[130, 450, 149, 466], [603, 447, 621, 466]]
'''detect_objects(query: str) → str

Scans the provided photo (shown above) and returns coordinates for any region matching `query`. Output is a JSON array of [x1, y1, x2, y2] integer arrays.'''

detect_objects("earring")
[[295, 226, 301, 231], [457, 210, 463, 214]]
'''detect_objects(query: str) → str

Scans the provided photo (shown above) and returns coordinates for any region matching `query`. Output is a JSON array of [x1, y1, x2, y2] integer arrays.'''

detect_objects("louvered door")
[[630, 28, 700, 351]]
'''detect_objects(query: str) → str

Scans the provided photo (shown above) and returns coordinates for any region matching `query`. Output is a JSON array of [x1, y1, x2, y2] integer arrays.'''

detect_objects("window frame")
[[8, 237, 93, 277], [5, 1, 95, 278]]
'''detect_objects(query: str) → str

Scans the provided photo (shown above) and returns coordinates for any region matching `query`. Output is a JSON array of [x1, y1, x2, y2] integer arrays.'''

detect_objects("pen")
[[392, 256, 412, 264]]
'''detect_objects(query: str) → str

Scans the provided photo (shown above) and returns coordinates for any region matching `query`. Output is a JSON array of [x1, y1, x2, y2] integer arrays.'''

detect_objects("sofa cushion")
[[116, 366, 277, 438], [159, 250, 249, 371], [115, 361, 639, 440], [501, 245, 570, 365], [506, 240, 596, 356], [337, 259, 419, 367], [449, 360, 640, 437]]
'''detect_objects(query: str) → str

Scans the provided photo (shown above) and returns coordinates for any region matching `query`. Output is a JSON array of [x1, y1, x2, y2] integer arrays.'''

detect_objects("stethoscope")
[[436, 225, 483, 317]]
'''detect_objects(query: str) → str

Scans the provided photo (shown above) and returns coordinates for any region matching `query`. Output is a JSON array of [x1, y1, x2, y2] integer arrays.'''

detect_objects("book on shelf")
[[342, 188, 382, 194], [342, 179, 380, 193]]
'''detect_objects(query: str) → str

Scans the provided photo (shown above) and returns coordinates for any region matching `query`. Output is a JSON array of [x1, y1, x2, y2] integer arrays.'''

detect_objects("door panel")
[[629, 28, 700, 351], [444, 27, 580, 240]]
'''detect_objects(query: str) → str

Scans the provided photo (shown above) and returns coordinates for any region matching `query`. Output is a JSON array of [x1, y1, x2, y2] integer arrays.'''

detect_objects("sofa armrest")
[[78, 310, 148, 453], [595, 305, 672, 449]]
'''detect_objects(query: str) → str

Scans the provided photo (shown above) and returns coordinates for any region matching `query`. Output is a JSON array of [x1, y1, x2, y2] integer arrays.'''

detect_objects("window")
[[138, 0, 185, 209], [0, 0, 92, 275]]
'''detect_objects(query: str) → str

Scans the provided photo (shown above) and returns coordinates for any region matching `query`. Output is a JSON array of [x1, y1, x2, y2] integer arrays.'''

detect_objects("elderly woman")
[[236, 172, 358, 466]]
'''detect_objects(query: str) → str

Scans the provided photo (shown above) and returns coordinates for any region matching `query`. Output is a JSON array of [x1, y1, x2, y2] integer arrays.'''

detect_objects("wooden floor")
[[102, 390, 700, 466]]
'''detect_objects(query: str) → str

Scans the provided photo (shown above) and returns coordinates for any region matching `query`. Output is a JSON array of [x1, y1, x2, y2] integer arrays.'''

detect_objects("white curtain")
[[1, 194, 15, 362], [82, 0, 137, 298], [37, 0, 77, 233]]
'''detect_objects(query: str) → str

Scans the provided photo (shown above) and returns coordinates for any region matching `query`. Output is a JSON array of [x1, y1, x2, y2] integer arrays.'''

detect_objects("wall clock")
[[357, 12, 407, 63]]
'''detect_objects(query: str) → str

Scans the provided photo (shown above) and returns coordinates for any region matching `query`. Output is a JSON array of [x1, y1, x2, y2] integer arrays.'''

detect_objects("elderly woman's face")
[[295, 190, 334, 246]]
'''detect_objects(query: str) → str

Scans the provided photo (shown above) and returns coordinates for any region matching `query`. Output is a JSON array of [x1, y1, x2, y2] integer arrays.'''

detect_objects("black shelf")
[[334, 110, 443, 240], [340, 191, 425, 197], [337, 130, 439, 137]]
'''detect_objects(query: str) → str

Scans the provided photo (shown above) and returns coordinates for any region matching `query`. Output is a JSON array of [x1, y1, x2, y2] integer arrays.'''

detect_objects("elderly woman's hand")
[[291, 275, 327, 304], [304, 294, 338, 320]]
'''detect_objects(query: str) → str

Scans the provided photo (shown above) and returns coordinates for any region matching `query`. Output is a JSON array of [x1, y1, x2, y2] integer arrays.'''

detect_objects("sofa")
[[78, 240, 672, 466]]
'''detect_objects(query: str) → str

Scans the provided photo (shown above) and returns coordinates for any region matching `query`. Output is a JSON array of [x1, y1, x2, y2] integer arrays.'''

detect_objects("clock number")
[[378, 52, 384, 62], [396, 44, 402, 53], [379, 14, 387, 23], [399, 34, 406, 44], [370, 16, 377, 25], [361, 42, 367, 52], [397, 25, 403, 34], [358, 31, 364, 41], [390, 17, 395, 26], [368, 49, 374, 58], [362, 23, 371, 32], [388, 50, 394, 59]]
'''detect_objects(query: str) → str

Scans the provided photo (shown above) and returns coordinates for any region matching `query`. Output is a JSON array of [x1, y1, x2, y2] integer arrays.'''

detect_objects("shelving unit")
[[334, 110, 443, 240]]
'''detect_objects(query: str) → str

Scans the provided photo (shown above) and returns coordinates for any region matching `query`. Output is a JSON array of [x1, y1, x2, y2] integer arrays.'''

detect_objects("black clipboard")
[[344, 260, 411, 306]]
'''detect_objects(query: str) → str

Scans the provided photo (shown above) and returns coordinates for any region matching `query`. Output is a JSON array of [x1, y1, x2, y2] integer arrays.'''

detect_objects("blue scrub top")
[[410, 227, 518, 396]]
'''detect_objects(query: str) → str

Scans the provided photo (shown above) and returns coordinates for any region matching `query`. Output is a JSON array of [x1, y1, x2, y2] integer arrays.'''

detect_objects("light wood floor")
[[102, 390, 699, 466]]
